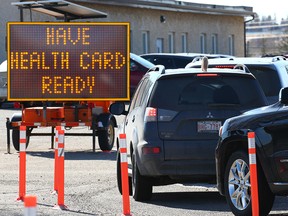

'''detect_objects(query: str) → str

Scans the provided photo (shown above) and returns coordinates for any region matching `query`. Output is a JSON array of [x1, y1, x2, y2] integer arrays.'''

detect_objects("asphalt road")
[[1, 107, 288, 216]]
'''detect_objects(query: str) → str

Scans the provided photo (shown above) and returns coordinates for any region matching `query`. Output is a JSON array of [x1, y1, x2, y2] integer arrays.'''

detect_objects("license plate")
[[197, 121, 222, 133]]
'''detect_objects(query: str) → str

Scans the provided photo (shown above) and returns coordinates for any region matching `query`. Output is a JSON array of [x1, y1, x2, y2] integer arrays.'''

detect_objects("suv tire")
[[132, 153, 152, 201], [224, 150, 274, 216]]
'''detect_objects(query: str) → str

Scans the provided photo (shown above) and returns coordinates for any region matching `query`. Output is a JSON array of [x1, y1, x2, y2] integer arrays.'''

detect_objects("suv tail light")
[[142, 146, 161, 154], [144, 107, 157, 122], [215, 65, 234, 69], [196, 73, 219, 77]]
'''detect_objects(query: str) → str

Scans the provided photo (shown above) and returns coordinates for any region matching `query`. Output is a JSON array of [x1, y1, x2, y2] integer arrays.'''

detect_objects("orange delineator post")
[[24, 195, 37, 216], [248, 132, 259, 216], [56, 129, 67, 209], [18, 126, 27, 201], [53, 126, 61, 193], [119, 134, 131, 216]]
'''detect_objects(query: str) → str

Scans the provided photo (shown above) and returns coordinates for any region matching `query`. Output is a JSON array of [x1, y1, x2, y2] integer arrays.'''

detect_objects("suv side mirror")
[[109, 102, 127, 115], [279, 87, 288, 104]]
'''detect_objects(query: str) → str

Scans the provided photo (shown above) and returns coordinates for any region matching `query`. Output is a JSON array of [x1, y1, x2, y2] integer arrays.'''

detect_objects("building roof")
[[76, 0, 255, 17]]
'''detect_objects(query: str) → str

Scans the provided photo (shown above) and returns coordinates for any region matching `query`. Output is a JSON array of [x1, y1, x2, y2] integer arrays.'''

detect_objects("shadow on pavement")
[[26, 150, 117, 161], [37, 202, 98, 215], [148, 191, 229, 212], [148, 191, 288, 215]]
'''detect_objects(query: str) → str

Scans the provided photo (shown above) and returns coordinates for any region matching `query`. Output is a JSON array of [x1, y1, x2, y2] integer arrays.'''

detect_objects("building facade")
[[0, 0, 254, 63], [246, 18, 288, 57]]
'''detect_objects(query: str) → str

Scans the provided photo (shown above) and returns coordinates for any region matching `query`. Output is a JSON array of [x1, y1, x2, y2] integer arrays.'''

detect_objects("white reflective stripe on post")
[[119, 134, 127, 163], [58, 148, 64, 157], [58, 133, 64, 144], [119, 139, 127, 149], [20, 130, 26, 140], [249, 152, 257, 165], [55, 129, 59, 149], [24, 207, 36, 216], [20, 143, 26, 152], [58, 131, 65, 157], [120, 152, 127, 163], [19, 126, 26, 152]]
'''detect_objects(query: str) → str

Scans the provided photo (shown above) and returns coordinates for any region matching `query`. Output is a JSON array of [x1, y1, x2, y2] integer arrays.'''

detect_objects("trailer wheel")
[[12, 127, 30, 151], [98, 119, 115, 151]]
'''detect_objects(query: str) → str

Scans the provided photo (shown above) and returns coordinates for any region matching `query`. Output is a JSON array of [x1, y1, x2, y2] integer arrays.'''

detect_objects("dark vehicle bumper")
[[136, 142, 216, 183], [269, 183, 288, 195]]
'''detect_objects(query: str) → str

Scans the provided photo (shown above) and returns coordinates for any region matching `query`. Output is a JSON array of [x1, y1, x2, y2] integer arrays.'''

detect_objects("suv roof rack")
[[147, 65, 166, 74], [233, 64, 251, 73], [272, 56, 287, 62], [191, 56, 203, 63]]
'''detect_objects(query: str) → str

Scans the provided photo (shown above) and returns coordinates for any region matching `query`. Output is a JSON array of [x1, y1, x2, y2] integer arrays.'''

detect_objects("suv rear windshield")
[[148, 74, 267, 112], [246, 65, 281, 97]]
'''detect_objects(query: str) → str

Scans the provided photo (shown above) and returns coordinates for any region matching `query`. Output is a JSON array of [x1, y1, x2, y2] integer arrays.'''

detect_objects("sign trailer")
[[6, 21, 130, 153]]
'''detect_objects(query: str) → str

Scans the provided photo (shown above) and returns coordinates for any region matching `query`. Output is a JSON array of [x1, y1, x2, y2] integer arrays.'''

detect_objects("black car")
[[130, 53, 155, 95], [141, 53, 233, 69], [215, 87, 288, 215], [110, 65, 268, 201]]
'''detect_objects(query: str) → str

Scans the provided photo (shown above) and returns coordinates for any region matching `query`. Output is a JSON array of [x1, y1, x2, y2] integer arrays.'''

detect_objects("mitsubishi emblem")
[[207, 112, 213, 118]]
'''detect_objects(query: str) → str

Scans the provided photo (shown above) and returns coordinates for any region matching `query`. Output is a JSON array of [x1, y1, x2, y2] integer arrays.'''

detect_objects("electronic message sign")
[[7, 22, 130, 101]]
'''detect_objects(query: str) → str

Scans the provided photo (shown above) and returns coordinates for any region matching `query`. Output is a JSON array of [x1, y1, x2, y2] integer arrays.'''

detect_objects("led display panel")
[[7, 22, 130, 101]]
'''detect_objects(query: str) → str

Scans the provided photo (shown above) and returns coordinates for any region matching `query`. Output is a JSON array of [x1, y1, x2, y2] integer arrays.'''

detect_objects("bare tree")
[[277, 30, 288, 54]]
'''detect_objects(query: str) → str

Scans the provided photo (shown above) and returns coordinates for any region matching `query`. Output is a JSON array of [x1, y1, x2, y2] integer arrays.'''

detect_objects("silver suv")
[[186, 56, 288, 104]]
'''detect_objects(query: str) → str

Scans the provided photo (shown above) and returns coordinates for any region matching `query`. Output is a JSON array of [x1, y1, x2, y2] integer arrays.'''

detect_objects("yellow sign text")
[[42, 76, 95, 94]]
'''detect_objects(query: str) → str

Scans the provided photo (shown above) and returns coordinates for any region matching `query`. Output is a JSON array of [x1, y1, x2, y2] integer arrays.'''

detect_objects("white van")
[[0, 60, 7, 101]]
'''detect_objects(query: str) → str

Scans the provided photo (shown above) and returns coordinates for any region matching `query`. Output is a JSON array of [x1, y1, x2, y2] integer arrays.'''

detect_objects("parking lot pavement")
[[1, 108, 288, 215]]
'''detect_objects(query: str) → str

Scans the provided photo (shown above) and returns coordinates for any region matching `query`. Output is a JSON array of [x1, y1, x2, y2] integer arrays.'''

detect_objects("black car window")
[[130, 59, 149, 73], [247, 65, 281, 97], [148, 74, 266, 111], [174, 58, 194, 68], [152, 57, 175, 69]]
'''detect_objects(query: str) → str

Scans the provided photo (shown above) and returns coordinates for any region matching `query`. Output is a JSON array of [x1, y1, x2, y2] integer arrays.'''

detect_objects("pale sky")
[[182, 0, 288, 22]]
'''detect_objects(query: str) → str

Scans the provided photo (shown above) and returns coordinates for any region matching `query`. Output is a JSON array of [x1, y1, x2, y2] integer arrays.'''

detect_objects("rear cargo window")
[[148, 74, 267, 111], [246, 65, 281, 97]]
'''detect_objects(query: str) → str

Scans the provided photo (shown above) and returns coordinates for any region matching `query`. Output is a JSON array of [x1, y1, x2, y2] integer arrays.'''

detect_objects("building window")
[[228, 34, 235, 55], [181, 33, 187, 52], [142, 31, 149, 54], [156, 38, 164, 53], [168, 32, 175, 53], [211, 34, 218, 54], [200, 33, 206, 53]]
